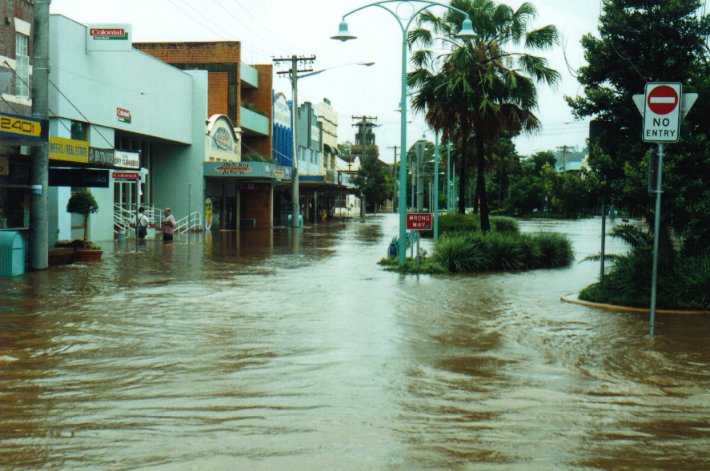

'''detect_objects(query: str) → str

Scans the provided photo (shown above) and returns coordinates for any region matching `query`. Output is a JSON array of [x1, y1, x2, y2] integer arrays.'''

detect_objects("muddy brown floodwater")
[[1, 214, 709, 470]]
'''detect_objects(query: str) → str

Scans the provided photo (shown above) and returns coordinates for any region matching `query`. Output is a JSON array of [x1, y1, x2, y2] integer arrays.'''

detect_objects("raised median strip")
[[561, 295, 710, 316]]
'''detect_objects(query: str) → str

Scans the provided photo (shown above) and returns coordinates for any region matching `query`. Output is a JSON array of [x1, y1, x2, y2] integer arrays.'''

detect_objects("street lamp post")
[[332, 0, 475, 266], [433, 129, 439, 240], [276, 59, 374, 228], [446, 141, 451, 212]]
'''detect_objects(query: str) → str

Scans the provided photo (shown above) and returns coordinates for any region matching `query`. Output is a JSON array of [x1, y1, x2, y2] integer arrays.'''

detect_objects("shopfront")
[[204, 161, 275, 230], [0, 112, 48, 232]]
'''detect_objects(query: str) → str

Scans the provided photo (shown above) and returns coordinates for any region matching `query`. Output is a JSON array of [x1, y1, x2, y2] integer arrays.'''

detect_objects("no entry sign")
[[643, 83, 681, 142]]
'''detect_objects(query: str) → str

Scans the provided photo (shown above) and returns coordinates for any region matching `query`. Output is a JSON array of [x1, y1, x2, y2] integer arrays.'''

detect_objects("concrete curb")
[[561, 295, 710, 316]]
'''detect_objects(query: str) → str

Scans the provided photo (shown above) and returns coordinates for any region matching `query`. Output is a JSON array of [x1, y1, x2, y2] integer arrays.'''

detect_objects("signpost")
[[633, 83, 696, 336], [406, 212, 432, 230], [406, 212, 432, 268]]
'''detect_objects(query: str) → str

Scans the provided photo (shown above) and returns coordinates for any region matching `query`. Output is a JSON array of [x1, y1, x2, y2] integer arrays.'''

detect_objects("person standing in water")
[[161, 207, 176, 242]]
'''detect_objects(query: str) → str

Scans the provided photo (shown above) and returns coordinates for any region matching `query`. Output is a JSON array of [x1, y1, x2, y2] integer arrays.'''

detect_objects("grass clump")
[[579, 224, 710, 310], [432, 231, 572, 273], [438, 213, 520, 235]]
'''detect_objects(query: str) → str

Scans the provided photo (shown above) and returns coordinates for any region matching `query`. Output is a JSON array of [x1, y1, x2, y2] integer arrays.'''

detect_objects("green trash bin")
[[0, 231, 25, 276]]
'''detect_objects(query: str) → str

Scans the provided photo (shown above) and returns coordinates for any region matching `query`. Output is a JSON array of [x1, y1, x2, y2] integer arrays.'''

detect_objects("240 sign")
[[0, 112, 48, 142]]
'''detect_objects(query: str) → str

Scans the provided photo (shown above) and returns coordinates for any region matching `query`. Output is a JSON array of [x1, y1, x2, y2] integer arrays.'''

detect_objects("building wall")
[[241, 63, 273, 159], [50, 16, 195, 144], [133, 41, 242, 122], [152, 70, 208, 225], [208, 72, 230, 117], [48, 16, 207, 242], [272, 92, 292, 166], [297, 102, 323, 176], [0, 0, 34, 116]]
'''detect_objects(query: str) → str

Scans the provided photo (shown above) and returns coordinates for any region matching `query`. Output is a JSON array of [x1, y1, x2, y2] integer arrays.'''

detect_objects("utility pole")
[[30, 0, 50, 270], [557, 145, 573, 172], [351, 116, 377, 218], [274, 54, 316, 228], [388, 145, 398, 212]]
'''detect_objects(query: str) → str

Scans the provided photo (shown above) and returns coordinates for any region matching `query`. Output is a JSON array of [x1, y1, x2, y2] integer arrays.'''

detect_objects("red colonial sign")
[[90, 28, 128, 39], [112, 172, 139, 180], [406, 212, 433, 230], [117, 107, 132, 123]]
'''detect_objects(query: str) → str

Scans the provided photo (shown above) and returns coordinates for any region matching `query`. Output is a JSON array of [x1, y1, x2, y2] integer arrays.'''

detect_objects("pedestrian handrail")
[[114, 204, 194, 237], [174, 211, 202, 234], [113, 203, 163, 235]]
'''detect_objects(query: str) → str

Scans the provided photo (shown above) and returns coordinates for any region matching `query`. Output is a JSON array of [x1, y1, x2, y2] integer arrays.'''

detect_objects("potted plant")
[[66, 190, 103, 261]]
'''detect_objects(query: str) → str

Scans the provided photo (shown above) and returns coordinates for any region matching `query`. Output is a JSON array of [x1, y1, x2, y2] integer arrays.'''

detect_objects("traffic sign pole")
[[649, 143, 664, 337], [634, 83, 696, 337]]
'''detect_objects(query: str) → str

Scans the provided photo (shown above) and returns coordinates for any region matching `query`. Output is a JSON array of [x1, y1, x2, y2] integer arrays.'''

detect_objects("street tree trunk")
[[477, 139, 490, 232]]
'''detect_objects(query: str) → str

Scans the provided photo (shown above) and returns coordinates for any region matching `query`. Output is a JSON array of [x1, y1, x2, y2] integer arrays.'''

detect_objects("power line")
[[215, 0, 295, 57], [49, 79, 114, 148]]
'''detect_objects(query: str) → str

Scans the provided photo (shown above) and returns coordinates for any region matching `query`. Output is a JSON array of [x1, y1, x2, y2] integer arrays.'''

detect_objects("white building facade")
[[48, 15, 207, 243]]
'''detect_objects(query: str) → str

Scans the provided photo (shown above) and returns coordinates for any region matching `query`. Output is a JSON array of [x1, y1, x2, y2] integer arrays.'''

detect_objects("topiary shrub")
[[66, 190, 99, 248]]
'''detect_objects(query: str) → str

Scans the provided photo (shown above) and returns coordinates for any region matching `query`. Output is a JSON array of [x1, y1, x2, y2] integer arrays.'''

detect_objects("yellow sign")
[[205, 197, 213, 231], [49, 136, 89, 163], [0, 113, 47, 140]]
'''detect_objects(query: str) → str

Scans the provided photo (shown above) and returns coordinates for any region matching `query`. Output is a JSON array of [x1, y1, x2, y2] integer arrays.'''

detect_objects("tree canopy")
[[566, 0, 710, 254], [408, 0, 559, 230]]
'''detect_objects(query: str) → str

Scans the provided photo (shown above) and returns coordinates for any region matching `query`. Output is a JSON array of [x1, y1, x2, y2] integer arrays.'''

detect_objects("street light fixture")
[[278, 60, 374, 228], [332, 0, 475, 265]]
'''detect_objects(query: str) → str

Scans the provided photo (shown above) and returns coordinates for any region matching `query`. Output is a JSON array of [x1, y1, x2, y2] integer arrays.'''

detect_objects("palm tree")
[[408, 0, 559, 230]]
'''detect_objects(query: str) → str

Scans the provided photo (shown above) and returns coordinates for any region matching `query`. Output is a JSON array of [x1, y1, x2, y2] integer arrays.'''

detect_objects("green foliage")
[[579, 224, 710, 309], [438, 213, 519, 235], [566, 0, 710, 253], [378, 255, 447, 275], [541, 167, 601, 218], [432, 231, 572, 273], [352, 149, 393, 210], [244, 151, 275, 163], [408, 0, 560, 226], [241, 101, 267, 117], [66, 190, 98, 217], [66, 190, 99, 245], [439, 213, 480, 233], [491, 216, 519, 234], [531, 232, 574, 268]]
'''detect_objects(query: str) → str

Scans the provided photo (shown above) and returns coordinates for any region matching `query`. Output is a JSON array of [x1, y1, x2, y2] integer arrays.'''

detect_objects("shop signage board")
[[204, 161, 276, 179], [204, 198, 213, 231], [89, 147, 114, 167], [117, 107, 132, 124], [206, 115, 239, 162], [49, 136, 89, 163], [0, 112, 48, 142], [49, 168, 109, 188], [112, 171, 140, 181], [87, 24, 132, 51], [406, 212, 433, 230], [114, 150, 140, 169]]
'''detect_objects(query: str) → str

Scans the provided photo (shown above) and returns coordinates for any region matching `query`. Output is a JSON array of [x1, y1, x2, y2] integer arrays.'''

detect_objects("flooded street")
[[1, 215, 709, 469]]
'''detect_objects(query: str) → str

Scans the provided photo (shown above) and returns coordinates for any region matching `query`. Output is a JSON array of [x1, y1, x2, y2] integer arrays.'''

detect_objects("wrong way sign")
[[643, 83, 681, 143]]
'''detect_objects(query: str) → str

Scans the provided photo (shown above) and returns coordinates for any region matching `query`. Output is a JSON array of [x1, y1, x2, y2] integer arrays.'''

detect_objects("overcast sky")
[[50, 0, 603, 162]]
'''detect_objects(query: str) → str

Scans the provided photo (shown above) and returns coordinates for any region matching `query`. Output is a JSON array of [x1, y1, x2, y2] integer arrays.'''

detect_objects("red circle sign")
[[647, 85, 679, 115]]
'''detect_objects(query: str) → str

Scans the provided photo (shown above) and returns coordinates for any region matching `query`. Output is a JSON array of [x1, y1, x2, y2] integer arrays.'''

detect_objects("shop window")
[[71, 121, 88, 141], [15, 33, 29, 99], [0, 187, 29, 229]]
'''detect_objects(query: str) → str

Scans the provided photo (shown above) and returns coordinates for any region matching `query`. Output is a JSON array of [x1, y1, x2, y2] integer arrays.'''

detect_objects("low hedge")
[[381, 230, 573, 274], [433, 231, 572, 273]]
